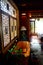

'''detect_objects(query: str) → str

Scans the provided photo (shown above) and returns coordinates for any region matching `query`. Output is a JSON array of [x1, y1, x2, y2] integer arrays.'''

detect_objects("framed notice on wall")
[[13, 9, 16, 18], [2, 13, 10, 47], [13, 19, 17, 37], [10, 17, 14, 40]]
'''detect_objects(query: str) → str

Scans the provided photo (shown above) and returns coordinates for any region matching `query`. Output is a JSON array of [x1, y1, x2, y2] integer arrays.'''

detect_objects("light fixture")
[[21, 13, 26, 15], [20, 26, 27, 31], [30, 18, 36, 21], [29, 13, 31, 17]]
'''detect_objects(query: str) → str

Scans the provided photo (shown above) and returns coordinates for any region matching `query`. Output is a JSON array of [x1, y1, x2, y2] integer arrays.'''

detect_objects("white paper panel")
[[2, 14, 10, 47]]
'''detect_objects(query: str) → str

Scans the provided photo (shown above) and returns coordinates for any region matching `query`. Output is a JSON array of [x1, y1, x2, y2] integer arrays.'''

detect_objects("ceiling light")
[[29, 13, 31, 17], [21, 4, 27, 6], [21, 13, 26, 15], [20, 26, 27, 31]]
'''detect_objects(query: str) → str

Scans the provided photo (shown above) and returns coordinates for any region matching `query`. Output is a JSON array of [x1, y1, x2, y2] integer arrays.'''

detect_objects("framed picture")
[[7, 3, 9, 10], [13, 19, 17, 37], [5, 26, 8, 34], [10, 17, 14, 40], [13, 9, 16, 18], [11, 26, 14, 32]]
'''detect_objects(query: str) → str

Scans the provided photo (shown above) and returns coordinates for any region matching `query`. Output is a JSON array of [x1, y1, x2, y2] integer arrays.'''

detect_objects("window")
[[30, 19, 35, 33], [30, 18, 43, 35], [35, 18, 43, 34]]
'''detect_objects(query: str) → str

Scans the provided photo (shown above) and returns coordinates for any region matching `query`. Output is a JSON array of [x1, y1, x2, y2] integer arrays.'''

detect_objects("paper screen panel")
[[2, 14, 10, 47]]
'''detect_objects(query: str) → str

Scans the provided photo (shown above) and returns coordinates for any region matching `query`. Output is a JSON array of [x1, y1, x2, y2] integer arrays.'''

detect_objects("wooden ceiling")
[[13, 0, 43, 11]]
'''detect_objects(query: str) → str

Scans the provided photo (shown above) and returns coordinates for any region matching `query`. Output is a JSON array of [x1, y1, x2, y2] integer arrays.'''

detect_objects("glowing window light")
[[31, 36, 38, 43], [35, 18, 43, 34], [30, 19, 35, 21]]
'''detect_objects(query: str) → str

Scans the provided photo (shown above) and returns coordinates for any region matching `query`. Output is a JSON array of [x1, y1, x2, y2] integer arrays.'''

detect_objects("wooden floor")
[[0, 52, 41, 65]]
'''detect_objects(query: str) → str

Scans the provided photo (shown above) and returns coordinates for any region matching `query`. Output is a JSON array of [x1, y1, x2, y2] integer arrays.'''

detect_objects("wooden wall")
[[19, 12, 30, 41]]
